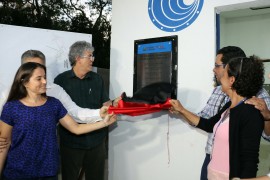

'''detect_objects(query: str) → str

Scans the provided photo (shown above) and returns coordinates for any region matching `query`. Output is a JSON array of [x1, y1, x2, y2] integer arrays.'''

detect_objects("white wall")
[[109, 0, 265, 179], [220, 13, 270, 58], [0, 24, 92, 90]]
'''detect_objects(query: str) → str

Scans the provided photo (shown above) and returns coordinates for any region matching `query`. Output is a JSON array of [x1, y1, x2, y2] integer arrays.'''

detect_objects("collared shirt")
[[198, 86, 270, 154], [54, 69, 109, 149]]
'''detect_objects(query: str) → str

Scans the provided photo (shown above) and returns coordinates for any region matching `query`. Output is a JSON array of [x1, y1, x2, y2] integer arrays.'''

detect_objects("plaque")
[[133, 35, 178, 99]]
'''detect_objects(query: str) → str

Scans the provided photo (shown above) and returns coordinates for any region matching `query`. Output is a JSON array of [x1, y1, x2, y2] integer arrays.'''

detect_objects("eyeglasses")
[[214, 63, 225, 68], [81, 55, 95, 61]]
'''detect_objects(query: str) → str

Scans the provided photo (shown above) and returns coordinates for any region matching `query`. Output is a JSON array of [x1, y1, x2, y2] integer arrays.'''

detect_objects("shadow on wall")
[[97, 67, 110, 96]]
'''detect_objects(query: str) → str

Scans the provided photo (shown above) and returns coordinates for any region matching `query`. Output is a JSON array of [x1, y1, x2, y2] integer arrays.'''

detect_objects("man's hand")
[[103, 96, 122, 107], [245, 96, 270, 121], [112, 96, 121, 107], [245, 96, 270, 136]]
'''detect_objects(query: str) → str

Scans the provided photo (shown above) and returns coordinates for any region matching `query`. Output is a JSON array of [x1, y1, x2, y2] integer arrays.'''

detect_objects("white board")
[[0, 24, 92, 89]]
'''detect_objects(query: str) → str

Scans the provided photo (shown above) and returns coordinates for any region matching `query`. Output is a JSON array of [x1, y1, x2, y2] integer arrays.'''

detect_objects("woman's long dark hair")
[[7, 62, 46, 102]]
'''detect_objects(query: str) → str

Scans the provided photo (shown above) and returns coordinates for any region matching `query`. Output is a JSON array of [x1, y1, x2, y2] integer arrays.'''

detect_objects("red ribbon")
[[108, 98, 172, 116]]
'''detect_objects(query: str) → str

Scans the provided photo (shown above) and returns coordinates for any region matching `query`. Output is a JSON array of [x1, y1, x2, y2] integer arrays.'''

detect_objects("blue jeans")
[[200, 153, 210, 180]]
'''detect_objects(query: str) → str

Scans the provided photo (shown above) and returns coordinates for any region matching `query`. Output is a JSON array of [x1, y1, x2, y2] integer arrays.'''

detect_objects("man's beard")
[[213, 76, 221, 87]]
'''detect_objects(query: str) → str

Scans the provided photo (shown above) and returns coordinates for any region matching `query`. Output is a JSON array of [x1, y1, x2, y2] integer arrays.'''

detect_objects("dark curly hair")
[[227, 56, 264, 98]]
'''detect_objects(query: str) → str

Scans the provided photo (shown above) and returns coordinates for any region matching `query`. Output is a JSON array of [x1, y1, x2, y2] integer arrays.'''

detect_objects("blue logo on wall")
[[148, 0, 204, 32]]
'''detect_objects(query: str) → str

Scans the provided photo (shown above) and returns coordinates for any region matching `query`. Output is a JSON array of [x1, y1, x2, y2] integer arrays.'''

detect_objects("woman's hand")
[[99, 106, 109, 119], [169, 99, 200, 126], [102, 113, 117, 127], [0, 137, 8, 152], [169, 99, 184, 114]]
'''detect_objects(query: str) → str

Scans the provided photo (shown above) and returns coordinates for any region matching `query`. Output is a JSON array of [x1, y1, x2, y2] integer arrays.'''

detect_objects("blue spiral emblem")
[[148, 0, 204, 32]]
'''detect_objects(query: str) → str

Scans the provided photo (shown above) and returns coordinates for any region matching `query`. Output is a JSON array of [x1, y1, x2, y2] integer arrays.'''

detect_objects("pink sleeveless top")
[[208, 110, 230, 180]]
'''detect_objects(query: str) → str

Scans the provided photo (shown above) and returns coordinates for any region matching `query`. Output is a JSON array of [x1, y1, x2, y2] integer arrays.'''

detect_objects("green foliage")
[[0, 0, 111, 68]]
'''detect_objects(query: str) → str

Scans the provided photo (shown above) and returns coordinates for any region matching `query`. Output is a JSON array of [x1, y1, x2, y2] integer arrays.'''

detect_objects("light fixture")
[[250, 6, 270, 10]]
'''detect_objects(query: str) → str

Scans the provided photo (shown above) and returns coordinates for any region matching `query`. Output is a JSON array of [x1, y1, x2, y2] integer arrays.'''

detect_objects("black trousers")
[[60, 140, 106, 180], [2, 176, 58, 180]]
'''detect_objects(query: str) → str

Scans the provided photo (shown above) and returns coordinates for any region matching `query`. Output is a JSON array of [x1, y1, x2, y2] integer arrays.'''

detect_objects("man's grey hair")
[[21, 50, 46, 64], [69, 41, 95, 67]]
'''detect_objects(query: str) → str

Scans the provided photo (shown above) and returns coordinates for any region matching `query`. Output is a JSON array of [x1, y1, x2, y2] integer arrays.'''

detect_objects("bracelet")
[[111, 99, 115, 106]]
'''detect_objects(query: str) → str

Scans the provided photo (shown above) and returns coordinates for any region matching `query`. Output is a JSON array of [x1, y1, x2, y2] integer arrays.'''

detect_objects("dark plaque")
[[134, 35, 178, 99]]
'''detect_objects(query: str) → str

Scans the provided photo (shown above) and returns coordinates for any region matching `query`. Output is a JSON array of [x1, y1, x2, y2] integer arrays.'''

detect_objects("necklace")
[[234, 97, 247, 107]]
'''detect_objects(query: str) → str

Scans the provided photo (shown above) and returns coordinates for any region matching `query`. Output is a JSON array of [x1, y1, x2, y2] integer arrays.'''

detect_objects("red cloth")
[[108, 98, 172, 116]]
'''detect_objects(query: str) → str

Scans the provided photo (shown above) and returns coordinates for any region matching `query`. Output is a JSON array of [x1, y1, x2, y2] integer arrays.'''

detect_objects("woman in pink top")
[[170, 56, 265, 179]]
